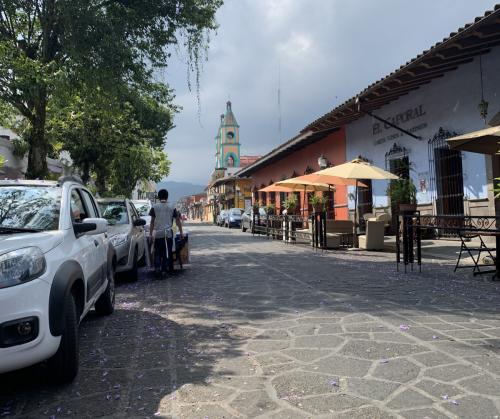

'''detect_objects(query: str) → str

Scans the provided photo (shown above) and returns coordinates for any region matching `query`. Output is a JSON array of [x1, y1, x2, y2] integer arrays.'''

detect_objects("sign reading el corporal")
[[372, 105, 428, 146]]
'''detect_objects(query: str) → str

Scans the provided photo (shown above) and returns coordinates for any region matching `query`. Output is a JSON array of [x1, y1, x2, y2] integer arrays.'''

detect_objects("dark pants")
[[154, 237, 174, 273]]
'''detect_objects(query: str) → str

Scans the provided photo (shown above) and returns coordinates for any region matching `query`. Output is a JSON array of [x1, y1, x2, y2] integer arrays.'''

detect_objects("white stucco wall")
[[0, 127, 72, 178], [345, 46, 500, 210]]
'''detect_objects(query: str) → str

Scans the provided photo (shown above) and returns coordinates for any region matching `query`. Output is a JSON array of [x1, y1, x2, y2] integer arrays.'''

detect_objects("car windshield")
[[0, 185, 60, 231], [98, 201, 129, 225], [132, 201, 150, 217], [230, 209, 243, 215]]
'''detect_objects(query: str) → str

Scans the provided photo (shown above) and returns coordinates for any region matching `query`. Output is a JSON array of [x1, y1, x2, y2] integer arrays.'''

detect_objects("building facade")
[[302, 8, 500, 222], [236, 127, 349, 219], [345, 50, 500, 219], [234, 8, 500, 228]]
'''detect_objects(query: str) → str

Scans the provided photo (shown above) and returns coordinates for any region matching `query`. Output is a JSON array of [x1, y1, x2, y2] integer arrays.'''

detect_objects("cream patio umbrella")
[[315, 158, 399, 246], [277, 174, 365, 217], [446, 125, 500, 155]]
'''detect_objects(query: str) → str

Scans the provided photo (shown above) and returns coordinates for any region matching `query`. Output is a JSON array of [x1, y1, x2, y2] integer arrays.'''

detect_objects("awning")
[[446, 125, 500, 155]]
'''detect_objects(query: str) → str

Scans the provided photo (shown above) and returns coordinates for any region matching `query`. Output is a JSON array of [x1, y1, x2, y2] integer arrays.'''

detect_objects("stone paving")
[[2, 224, 500, 418]]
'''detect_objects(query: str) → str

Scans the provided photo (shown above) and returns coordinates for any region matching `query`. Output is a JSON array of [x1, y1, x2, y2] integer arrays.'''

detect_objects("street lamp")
[[318, 154, 328, 169]]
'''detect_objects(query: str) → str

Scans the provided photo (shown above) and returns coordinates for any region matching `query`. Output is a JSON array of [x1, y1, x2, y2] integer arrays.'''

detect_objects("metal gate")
[[428, 127, 464, 237]]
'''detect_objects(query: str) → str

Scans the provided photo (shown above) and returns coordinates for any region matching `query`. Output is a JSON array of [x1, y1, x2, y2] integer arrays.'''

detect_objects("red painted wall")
[[249, 127, 348, 219]]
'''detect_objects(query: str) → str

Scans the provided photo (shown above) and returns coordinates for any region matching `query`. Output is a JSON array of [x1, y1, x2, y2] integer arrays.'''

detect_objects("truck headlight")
[[0, 247, 46, 289], [110, 234, 129, 247]]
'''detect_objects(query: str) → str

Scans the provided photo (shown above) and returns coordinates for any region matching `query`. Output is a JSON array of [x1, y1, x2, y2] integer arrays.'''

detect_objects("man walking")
[[149, 189, 184, 277]]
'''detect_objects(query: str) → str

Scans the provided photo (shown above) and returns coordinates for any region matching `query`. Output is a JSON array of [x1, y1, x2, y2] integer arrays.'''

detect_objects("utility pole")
[[278, 60, 282, 142]]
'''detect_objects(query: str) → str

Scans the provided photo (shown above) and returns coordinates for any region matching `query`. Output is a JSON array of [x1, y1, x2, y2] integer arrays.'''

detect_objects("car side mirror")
[[134, 218, 146, 227], [74, 218, 108, 236]]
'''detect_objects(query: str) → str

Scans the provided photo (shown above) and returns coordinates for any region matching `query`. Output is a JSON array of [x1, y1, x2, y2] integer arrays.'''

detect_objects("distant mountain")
[[155, 180, 205, 205]]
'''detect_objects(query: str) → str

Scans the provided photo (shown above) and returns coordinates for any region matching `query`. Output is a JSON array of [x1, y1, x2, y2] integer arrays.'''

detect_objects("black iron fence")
[[251, 212, 328, 250], [398, 213, 500, 277]]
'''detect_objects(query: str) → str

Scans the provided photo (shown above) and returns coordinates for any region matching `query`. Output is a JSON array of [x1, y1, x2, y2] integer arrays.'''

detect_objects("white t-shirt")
[[149, 202, 178, 239]]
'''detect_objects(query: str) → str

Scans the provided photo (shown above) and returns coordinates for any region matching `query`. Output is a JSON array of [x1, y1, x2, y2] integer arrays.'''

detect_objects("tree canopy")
[[0, 0, 222, 185]]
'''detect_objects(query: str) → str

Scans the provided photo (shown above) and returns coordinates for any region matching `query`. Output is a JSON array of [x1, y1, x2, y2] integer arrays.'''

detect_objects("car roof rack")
[[58, 175, 83, 185]]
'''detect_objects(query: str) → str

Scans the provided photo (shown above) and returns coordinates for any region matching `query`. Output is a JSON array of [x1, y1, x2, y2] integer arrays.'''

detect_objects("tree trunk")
[[95, 168, 107, 197], [26, 89, 48, 179], [80, 163, 90, 185]]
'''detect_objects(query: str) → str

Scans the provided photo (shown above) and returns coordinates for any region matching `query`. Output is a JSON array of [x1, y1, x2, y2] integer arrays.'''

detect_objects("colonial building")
[[236, 127, 349, 219], [305, 5, 500, 222], [237, 5, 500, 226]]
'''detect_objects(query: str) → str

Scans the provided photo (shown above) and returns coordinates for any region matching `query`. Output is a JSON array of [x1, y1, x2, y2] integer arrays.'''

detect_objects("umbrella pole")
[[303, 186, 306, 218], [353, 180, 358, 248]]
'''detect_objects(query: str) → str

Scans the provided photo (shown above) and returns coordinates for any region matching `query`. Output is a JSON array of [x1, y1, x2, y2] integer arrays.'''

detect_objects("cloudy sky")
[[161, 0, 498, 185]]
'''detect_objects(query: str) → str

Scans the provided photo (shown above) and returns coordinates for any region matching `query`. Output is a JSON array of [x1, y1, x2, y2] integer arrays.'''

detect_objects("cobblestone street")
[[2, 224, 500, 418]]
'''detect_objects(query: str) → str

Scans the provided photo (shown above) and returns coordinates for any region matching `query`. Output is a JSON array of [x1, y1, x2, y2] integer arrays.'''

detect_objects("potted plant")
[[387, 178, 417, 213], [265, 203, 275, 215], [309, 194, 322, 213], [283, 195, 298, 214]]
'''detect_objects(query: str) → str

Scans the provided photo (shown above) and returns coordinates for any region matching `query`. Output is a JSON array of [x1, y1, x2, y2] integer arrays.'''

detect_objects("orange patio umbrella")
[[258, 184, 297, 193]]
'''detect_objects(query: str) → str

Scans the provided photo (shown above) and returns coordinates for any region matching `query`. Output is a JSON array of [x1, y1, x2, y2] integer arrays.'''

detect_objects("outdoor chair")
[[363, 212, 375, 221], [358, 220, 385, 250], [375, 212, 392, 234], [325, 220, 354, 248]]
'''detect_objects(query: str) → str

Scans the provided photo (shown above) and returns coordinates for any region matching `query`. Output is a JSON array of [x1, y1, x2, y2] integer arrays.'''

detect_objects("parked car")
[[98, 199, 146, 280], [131, 199, 152, 237], [0, 177, 115, 382], [241, 207, 267, 232], [217, 210, 228, 226], [226, 208, 244, 228]]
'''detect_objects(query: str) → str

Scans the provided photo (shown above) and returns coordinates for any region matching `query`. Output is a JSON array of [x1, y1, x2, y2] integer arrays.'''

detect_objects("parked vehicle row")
[[241, 207, 267, 232], [0, 177, 152, 382], [98, 199, 146, 280], [217, 207, 272, 231], [216, 208, 244, 228]]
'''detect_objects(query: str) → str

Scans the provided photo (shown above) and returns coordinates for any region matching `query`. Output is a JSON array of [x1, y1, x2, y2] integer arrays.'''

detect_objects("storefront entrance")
[[429, 128, 464, 236]]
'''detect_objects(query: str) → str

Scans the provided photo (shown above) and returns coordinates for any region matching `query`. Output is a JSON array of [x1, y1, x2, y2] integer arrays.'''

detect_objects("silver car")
[[226, 208, 244, 228], [98, 199, 146, 280], [132, 199, 152, 237]]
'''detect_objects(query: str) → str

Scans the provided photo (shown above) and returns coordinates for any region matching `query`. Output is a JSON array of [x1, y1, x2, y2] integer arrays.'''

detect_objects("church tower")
[[216, 101, 240, 169]]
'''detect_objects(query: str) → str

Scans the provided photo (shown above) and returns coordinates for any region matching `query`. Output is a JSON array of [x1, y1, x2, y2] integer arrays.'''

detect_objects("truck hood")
[[0, 230, 65, 255]]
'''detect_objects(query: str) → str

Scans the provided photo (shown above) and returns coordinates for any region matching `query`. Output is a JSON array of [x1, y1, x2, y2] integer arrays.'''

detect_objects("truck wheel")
[[95, 264, 115, 315], [48, 293, 79, 383]]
